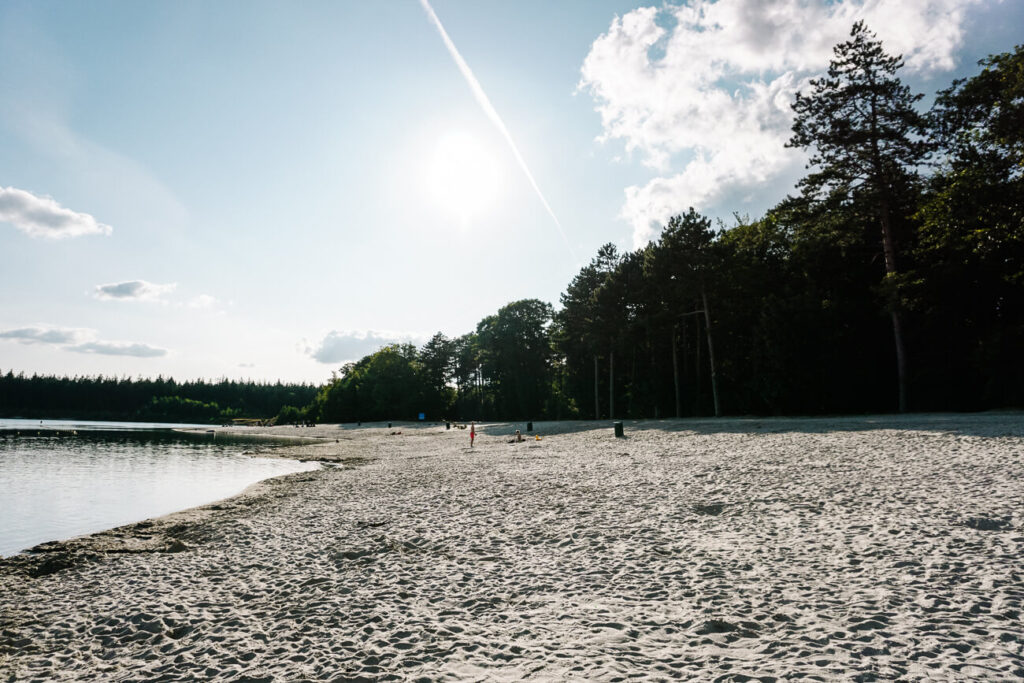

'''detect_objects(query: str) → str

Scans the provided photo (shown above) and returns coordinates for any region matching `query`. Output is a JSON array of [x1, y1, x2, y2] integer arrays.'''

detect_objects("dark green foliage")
[[554, 253, 606, 418], [789, 21, 931, 200], [275, 405, 304, 425], [645, 210, 722, 415], [554, 244, 629, 419], [929, 45, 1024, 169], [451, 333, 484, 420], [910, 45, 1024, 408], [420, 332, 455, 418], [312, 344, 426, 423], [137, 396, 222, 423], [311, 302, 556, 423], [788, 21, 931, 412], [0, 372, 318, 423], [476, 299, 554, 420]]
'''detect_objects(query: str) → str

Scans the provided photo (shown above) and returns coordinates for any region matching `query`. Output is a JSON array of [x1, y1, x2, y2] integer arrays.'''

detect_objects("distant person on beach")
[[509, 430, 524, 443], [470, 422, 476, 447]]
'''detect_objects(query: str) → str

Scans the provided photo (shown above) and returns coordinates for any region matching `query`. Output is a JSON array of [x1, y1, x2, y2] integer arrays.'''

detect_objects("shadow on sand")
[[470, 412, 1024, 440]]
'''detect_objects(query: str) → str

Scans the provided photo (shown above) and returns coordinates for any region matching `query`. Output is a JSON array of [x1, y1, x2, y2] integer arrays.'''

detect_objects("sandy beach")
[[1, 414, 1022, 680]]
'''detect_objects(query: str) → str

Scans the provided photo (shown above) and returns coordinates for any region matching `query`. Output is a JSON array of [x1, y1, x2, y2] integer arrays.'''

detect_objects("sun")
[[426, 130, 502, 223]]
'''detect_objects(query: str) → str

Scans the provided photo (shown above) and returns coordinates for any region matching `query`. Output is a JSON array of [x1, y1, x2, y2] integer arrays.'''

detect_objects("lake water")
[[0, 420, 318, 557]]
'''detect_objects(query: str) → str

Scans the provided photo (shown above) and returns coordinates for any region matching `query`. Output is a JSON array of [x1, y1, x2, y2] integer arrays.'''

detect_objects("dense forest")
[[311, 28, 1024, 423], [3, 28, 1021, 424], [0, 372, 318, 424]]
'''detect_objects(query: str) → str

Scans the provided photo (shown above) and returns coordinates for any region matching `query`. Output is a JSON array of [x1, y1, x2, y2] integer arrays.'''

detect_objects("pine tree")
[[788, 21, 931, 412]]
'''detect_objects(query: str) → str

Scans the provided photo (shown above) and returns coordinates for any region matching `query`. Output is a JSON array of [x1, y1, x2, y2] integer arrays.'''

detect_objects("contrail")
[[418, 0, 575, 259]]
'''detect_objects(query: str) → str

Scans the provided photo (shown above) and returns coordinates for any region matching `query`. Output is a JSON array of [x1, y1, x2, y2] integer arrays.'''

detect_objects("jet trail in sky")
[[419, 0, 576, 259]]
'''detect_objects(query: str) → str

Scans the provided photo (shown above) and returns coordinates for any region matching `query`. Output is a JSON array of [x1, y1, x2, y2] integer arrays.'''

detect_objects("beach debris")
[[333, 547, 374, 563], [693, 502, 726, 516], [166, 623, 194, 640], [695, 619, 760, 638], [696, 619, 739, 634], [2, 545, 100, 578], [355, 518, 390, 529], [27, 551, 78, 578], [164, 539, 189, 553], [963, 516, 1012, 531]]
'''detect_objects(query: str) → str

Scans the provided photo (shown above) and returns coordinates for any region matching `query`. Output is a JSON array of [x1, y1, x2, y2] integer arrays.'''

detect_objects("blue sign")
[[418, 413, 425, 421]]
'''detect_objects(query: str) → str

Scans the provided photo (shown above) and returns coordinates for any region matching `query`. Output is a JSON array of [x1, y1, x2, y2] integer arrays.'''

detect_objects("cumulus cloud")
[[0, 324, 167, 358], [0, 186, 113, 239], [67, 341, 167, 358], [308, 330, 425, 364], [0, 325, 93, 345], [92, 284, 221, 310], [579, 0, 981, 246], [94, 280, 176, 301]]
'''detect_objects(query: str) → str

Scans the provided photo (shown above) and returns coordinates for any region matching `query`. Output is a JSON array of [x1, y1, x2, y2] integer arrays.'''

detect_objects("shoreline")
[[2, 414, 1022, 679], [0, 428, 323, 559]]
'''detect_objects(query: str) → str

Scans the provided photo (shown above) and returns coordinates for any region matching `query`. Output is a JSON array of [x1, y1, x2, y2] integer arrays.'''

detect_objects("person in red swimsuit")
[[470, 422, 476, 447]]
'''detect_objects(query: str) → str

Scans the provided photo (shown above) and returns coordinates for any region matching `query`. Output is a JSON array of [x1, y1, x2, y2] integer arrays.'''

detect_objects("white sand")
[[1, 414, 1022, 680]]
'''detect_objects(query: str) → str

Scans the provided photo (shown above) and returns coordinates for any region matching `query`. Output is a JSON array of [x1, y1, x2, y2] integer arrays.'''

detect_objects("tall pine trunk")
[[672, 325, 681, 418], [629, 345, 637, 417], [647, 320, 659, 418], [593, 354, 600, 420], [608, 351, 615, 419], [702, 287, 721, 417], [694, 314, 702, 415], [879, 202, 909, 412], [477, 368, 484, 420]]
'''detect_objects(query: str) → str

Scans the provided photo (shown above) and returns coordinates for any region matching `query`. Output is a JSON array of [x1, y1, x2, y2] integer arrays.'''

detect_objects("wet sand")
[[2, 414, 1022, 680]]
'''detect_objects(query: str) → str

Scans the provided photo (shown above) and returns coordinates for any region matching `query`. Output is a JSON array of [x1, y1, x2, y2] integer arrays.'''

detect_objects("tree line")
[[0, 372, 318, 424], [313, 27, 1023, 422]]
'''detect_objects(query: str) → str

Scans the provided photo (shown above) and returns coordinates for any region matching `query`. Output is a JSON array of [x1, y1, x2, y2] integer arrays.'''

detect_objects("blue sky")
[[2, 0, 1021, 383]]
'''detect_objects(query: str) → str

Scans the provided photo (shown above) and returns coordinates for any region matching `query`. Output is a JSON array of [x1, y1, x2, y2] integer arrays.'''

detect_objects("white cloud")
[[94, 280, 176, 301], [0, 324, 167, 357], [92, 285, 220, 310], [580, 0, 982, 246], [0, 325, 93, 345], [67, 341, 167, 358], [308, 330, 425, 364], [0, 186, 112, 239]]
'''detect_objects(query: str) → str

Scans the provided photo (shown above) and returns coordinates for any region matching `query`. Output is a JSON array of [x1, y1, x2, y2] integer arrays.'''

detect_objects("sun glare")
[[426, 130, 501, 223]]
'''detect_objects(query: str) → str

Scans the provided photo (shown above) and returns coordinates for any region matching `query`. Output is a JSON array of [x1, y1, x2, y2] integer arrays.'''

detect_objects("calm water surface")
[[0, 420, 318, 557]]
